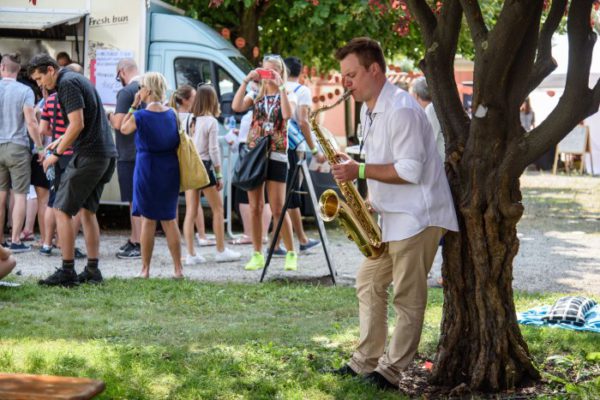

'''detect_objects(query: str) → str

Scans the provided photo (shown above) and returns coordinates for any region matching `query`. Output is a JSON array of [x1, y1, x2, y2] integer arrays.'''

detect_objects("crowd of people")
[[0, 50, 326, 283], [0, 37, 461, 391]]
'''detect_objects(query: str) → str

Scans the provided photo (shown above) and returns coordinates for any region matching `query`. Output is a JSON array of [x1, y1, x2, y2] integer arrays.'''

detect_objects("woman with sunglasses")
[[232, 54, 298, 272]]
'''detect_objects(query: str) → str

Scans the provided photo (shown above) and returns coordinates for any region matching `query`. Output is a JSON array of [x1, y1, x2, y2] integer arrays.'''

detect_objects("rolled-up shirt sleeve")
[[390, 108, 426, 184]]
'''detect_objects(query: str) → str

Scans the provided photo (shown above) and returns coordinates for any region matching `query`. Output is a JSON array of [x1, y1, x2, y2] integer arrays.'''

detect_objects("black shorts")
[[30, 156, 50, 189], [54, 155, 116, 216], [200, 160, 217, 189], [266, 159, 288, 183], [117, 160, 135, 203]]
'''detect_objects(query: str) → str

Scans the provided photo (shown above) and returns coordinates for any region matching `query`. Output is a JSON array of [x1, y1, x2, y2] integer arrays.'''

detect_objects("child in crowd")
[[183, 83, 240, 264]]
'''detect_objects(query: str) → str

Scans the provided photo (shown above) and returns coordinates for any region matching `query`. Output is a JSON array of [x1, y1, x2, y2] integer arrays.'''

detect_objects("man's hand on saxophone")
[[331, 152, 359, 182]]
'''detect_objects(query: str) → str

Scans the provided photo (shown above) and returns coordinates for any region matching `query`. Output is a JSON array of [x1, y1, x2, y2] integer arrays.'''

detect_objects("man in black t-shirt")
[[29, 54, 118, 287], [107, 58, 142, 260]]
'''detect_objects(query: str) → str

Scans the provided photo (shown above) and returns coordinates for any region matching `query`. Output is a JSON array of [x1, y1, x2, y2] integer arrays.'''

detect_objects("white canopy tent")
[[531, 34, 600, 174]]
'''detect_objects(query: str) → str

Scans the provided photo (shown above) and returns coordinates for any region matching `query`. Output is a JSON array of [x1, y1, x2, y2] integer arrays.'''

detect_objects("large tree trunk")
[[404, 0, 600, 392], [431, 147, 541, 390]]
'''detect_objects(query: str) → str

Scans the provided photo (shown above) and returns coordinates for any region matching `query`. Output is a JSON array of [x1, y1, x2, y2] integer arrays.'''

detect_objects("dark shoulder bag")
[[232, 136, 270, 191]]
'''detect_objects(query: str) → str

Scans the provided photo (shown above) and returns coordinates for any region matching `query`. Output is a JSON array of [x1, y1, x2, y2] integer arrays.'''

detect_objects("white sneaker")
[[183, 253, 206, 266], [215, 247, 241, 263], [196, 233, 216, 247]]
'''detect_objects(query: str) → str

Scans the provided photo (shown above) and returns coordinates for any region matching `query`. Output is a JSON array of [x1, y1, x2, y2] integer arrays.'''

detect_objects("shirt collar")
[[370, 80, 396, 116]]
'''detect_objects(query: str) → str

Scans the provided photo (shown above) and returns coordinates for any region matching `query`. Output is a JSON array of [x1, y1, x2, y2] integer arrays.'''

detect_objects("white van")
[[0, 0, 251, 205]]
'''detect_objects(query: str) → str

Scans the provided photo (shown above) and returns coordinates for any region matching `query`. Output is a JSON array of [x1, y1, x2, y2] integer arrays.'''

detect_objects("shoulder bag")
[[232, 135, 270, 191], [174, 110, 209, 191]]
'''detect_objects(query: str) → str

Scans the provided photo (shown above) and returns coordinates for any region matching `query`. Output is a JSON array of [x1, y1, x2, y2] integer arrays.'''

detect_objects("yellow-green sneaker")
[[245, 251, 265, 271], [284, 251, 298, 271]]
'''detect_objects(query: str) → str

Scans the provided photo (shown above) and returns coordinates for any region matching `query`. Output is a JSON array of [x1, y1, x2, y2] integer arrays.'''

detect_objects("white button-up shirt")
[[362, 81, 458, 242]]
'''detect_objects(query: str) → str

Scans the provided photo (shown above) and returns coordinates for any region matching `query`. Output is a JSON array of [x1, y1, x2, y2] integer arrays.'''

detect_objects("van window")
[[216, 66, 239, 97], [174, 58, 212, 87], [229, 56, 252, 75]]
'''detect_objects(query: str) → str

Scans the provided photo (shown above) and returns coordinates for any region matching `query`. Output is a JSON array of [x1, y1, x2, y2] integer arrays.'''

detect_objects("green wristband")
[[128, 107, 136, 114], [358, 163, 366, 179], [215, 172, 223, 179], [311, 147, 318, 155]]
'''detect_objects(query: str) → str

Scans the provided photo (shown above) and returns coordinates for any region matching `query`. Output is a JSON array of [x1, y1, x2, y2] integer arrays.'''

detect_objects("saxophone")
[[310, 92, 385, 259]]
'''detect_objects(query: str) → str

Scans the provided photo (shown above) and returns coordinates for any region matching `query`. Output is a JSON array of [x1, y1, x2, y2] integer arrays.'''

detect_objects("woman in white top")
[[183, 84, 240, 264]]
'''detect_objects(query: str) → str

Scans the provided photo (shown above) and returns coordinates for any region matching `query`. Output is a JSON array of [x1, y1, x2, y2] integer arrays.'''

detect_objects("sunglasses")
[[196, 81, 211, 89], [263, 54, 282, 62]]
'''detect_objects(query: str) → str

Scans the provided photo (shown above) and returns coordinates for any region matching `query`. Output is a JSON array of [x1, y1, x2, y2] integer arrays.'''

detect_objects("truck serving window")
[[174, 58, 212, 87]]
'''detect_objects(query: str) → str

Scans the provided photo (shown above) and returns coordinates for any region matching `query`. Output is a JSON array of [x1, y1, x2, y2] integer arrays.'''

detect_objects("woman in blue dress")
[[120, 72, 183, 278]]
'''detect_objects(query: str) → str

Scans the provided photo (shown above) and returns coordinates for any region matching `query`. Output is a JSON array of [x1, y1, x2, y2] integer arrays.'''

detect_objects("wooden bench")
[[0, 373, 105, 400]]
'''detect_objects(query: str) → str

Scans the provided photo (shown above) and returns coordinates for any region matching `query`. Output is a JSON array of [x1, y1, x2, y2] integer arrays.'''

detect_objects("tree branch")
[[458, 0, 488, 46], [518, 0, 599, 173], [477, 1, 543, 105], [405, 0, 437, 45], [525, 0, 567, 95]]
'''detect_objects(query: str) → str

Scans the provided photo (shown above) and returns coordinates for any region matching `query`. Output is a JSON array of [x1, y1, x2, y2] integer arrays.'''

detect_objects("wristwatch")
[[52, 149, 62, 158]]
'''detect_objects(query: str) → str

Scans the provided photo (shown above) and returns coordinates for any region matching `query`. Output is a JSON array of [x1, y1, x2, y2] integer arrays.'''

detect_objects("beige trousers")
[[348, 226, 445, 385]]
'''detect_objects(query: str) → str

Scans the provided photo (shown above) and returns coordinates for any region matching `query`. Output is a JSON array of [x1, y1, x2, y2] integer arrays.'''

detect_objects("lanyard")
[[359, 111, 375, 155], [263, 94, 279, 121]]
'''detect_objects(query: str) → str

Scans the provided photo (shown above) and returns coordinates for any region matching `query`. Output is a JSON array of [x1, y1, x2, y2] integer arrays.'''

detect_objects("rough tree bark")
[[406, 0, 600, 392]]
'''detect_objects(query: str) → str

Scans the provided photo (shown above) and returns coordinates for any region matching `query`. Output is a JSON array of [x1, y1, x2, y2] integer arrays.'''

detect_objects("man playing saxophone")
[[330, 37, 458, 391]]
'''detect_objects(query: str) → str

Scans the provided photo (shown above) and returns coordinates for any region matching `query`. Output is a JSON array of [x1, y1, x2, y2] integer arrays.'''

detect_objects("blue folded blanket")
[[518, 305, 600, 333]]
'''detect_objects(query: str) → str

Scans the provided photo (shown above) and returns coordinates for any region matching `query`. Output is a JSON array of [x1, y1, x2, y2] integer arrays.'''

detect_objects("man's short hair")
[[335, 37, 386, 74], [56, 52, 72, 63], [116, 58, 138, 73], [411, 77, 431, 102], [27, 54, 59, 76], [284, 57, 302, 78], [1, 53, 22, 74], [65, 63, 84, 75]]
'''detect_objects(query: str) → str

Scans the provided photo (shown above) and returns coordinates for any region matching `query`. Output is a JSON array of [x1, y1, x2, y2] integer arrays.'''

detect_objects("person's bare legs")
[[139, 217, 156, 278], [248, 184, 266, 253], [183, 189, 199, 257], [266, 181, 294, 252], [22, 196, 37, 238], [288, 208, 309, 244], [10, 193, 27, 245], [161, 219, 183, 278], [55, 209, 74, 260], [262, 204, 272, 241], [79, 209, 100, 260], [239, 203, 252, 238], [34, 187, 49, 243], [129, 203, 142, 244], [203, 186, 225, 252], [43, 205, 55, 247], [194, 190, 207, 239], [0, 191, 8, 244]]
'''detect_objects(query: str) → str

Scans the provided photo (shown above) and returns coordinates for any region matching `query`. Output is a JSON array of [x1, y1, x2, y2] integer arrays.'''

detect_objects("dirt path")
[[9, 172, 600, 296]]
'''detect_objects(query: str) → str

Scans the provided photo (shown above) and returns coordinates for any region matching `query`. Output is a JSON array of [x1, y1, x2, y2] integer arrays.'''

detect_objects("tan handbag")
[[174, 110, 209, 191]]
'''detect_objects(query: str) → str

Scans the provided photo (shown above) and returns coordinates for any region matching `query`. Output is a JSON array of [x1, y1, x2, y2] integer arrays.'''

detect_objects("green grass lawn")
[[0, 279, 598, 399]]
